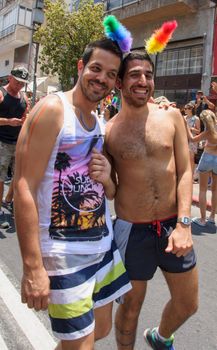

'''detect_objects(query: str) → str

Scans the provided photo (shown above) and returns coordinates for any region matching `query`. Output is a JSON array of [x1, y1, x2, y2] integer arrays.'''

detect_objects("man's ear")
[[116, 77, 122, 90], [77, 59, 84, 73]]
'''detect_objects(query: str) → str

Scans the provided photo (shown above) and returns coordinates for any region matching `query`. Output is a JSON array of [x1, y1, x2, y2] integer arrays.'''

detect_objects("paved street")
[[0, 185, 217, 349]]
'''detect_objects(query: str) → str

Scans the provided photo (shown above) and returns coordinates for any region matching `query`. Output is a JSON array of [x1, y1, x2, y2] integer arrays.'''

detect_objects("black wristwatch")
[[177, 217, 191, 226]]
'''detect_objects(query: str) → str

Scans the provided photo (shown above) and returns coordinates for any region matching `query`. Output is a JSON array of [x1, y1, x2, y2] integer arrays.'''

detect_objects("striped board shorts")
[[42, 240, 131, 340]]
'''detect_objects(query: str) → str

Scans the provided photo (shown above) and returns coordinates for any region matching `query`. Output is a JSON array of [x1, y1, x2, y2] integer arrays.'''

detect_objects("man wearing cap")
[[0, 66, 29, 228]]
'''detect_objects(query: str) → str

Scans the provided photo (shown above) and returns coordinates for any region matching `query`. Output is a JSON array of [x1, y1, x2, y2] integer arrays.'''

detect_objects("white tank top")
[[38, 92, 113, 256]]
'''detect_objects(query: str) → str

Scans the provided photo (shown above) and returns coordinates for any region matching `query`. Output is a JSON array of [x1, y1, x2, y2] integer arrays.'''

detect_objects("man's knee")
[[182, 297, 198, 317], [173, 296, 198, 320], [95, 321, 112, 340], [118, 294, 144, 321]]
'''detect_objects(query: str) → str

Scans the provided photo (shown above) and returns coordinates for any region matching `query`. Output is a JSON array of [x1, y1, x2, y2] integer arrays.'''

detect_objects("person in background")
[[191, 90, 215, 131], [211, 81, 217, 94], [102, 104, 118, 125], [0, 66, 29, 228], [186, 109, 217, 226], [184, 102, 201, 181]]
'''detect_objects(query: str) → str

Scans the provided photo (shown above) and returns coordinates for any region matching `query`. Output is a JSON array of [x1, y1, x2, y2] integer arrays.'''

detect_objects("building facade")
[[0, 0, 59, 97], [105, 0, 217, 106], [0, 0, 32, 85]]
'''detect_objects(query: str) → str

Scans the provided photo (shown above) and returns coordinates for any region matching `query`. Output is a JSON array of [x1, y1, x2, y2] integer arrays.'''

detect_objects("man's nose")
[[97, 71, 107, 83], [139, 74, 147, 84]]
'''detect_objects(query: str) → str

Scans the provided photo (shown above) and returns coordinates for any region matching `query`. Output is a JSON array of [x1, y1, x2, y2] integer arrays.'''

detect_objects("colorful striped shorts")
[[42, 240, 131, 340]]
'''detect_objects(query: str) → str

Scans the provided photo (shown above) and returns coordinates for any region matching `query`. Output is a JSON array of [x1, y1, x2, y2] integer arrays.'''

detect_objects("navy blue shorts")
[[114, 216, 196, 281]]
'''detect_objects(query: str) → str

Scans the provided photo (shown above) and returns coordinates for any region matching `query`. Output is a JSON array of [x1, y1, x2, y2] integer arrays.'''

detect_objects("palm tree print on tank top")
[[49, 134, 109, 241]]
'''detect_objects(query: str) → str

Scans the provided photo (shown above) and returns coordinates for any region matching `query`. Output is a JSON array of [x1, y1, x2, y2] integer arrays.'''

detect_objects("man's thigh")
[[0, 141, 15, 181], [162, 266, 199, 303], [43, 253, 104, 341]]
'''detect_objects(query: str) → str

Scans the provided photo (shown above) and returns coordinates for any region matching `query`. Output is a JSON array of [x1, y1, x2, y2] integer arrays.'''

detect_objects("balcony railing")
[[0, 23, 16, 39], [105, 0, 137, 11], [105, 0, 197, 12]]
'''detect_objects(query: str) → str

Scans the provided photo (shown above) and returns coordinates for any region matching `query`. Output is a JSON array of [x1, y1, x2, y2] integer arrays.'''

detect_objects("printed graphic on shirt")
[[49, 134, 109, 241]]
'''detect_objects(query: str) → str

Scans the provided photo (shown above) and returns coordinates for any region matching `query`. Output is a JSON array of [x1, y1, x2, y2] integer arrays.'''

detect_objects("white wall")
[[0, 50, 14, 76]]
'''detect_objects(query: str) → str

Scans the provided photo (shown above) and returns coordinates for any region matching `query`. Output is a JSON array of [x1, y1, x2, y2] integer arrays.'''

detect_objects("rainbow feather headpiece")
[[145, 20, 178, 55], [103, 15, 133, 53]]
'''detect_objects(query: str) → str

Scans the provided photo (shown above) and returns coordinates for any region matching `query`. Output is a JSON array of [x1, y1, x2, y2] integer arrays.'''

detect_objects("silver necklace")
[[79, 111, 96, 131]]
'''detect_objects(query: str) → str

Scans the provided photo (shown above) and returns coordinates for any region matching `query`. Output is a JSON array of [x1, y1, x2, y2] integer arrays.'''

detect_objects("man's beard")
[[80, 79, 108, 103]]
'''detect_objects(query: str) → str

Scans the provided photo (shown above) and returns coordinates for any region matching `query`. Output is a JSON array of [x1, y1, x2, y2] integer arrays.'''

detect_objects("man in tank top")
[[14, 38, 131, 350], [0, 66, 29, 228]]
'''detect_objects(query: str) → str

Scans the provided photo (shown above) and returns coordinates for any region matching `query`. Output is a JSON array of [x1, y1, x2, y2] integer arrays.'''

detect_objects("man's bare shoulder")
[[28, 94, 63, 127], [105, 112, 120, 132]]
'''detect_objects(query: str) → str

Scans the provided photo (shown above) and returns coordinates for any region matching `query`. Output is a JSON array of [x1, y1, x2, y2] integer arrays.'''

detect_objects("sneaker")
[[192, 217, 206, 227], [144, 327, 175, 350], [0, 212, 10, 229], [206, 217, 216, 224]]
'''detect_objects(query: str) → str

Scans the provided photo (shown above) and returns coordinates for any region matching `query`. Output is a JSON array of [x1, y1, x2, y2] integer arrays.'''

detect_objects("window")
[[189, 46, 203, 74], [156, 45, 203, 77], [18, 6, 32, 27], [3, 7, 17, 29]]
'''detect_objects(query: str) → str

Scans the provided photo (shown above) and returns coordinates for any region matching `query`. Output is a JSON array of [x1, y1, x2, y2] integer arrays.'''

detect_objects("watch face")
[[184, 217, 190, 224], [178, 217, 191, 225]]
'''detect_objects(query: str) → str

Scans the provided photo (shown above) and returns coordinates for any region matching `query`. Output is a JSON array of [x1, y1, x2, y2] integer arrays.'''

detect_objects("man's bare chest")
[[110, 125, 174, 161]]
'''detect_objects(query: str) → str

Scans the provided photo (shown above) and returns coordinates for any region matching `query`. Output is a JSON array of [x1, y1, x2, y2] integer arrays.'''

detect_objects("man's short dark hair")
[[118, 50, 155, 80], [82, 37, 123, 66]]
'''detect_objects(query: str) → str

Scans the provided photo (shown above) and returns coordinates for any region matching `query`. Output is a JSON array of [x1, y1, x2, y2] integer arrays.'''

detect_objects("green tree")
[[34, 0, 104, 90]]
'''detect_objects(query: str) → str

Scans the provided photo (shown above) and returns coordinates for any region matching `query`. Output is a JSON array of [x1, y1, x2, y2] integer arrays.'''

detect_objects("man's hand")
[[89, 148, 111, 187], [8, 118, 23, 127], [211, 81, 217, 93], [21, 266, 50, 311], [165, 225, 193, 257]]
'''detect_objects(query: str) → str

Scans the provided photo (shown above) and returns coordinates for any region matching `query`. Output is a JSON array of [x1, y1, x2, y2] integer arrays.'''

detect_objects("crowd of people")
[[0, 31, 217, 350]]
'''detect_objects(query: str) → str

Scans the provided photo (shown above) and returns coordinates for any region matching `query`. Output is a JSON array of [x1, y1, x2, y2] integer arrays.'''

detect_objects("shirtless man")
[[105, 51, 198, 350]]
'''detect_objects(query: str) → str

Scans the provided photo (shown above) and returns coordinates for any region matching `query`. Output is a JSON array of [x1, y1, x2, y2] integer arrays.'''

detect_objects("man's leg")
[[210, 174, 217, 221], [0, 180, 10, 228], [115, 280, 147, 350], [55, 332, 94, 350], [94, 302, 113, 340], [0, 181, 4, 209], [158, 266, 198, 338], [199, 172, 210, 224], [4, 178, 14, 204]]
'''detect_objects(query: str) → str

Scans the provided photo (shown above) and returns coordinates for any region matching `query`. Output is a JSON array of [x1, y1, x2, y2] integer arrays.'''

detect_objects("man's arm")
[[203, 96, 215, 110], [14, 95, 63, 311], [166, 110, 193, 257], [211, 81, 217, 93]]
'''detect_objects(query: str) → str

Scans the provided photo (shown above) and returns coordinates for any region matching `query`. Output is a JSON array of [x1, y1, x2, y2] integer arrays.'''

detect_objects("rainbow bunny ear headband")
[[103, 15, 133, 53], [145, 20, 178, 55]]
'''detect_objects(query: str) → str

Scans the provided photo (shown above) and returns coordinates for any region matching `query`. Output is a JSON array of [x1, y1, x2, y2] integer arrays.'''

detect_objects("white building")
[[0, 0, 59, 96]]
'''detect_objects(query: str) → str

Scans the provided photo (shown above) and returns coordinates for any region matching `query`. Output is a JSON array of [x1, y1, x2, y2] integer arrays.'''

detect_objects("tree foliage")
[[34, 0, 104, 90]]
